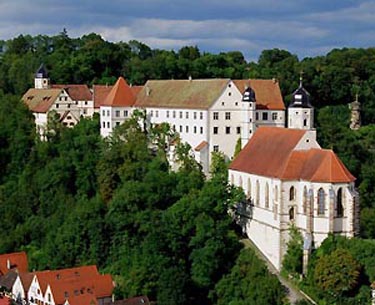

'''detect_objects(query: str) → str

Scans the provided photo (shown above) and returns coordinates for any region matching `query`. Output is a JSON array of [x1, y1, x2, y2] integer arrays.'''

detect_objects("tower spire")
[[299, 70, 304, 87]]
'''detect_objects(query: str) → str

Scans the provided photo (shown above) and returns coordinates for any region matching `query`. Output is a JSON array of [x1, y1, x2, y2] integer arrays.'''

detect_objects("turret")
[[241, 85, 256, 148], [34, 64, 50, 89], [288, 75, 314, 130], [350, 94, 361, 130]]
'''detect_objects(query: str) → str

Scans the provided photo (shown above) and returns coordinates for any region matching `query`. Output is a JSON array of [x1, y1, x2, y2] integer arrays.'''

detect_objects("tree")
[[314, 248, 361, 298], [282, 225, 303, 277]]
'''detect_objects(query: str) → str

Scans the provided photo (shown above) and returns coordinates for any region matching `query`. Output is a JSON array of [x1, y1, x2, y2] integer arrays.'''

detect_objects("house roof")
[[195, 141, 208, 151], [230, 127, 355, 183], [52, 85, 92, 101], [0, 270, 18, 290], [0, 252, 28, 275], [22, 89, 61, 113], [19, 272, 35, 292], [101, 77, 136, 107], [93, 85, 113, 109], [65, 293, 98, 305], [233, 79, 285, 110], [114, 296, 150, 305], [0, 295, 11, 305], [134, 79, 229, 109]]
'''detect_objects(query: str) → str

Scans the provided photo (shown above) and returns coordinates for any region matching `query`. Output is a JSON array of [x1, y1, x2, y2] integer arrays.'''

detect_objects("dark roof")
[[242, 86, 256, 103], [52, 84, 92, 101], [35, 64, 48, 78], [113, 296, 150, 305], [0, 270, 17, 290], [289, 80, 313, 109]]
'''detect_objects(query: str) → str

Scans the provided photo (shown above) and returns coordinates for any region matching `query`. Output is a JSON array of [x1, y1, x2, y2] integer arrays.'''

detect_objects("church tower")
[[241, 85, 256, 148], [34, 64, 50, 89], [288, 75, 314, 130]]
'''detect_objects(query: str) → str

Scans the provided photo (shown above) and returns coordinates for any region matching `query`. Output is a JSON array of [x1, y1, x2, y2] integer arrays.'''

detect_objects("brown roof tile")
[[233, 79, 285, 110], [93, 85, 113, 109], [52, 85, 92, 101], [102, 77, 136, 107], [22, 89, 61, 113], [230, 127, 355, 183], [195, 141, 208, 151], [0, 252, 28, 275], [135, 79, 229, 109]]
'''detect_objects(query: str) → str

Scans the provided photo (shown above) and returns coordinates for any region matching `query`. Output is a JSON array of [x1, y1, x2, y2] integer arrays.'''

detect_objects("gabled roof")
[[134, 79, 229, 109], [230, 127, 355, 183], [22, 89, 61, 113], [0, 252, 28, 275], [233, 79, 285, 110], [0, 270, 18, 290], [19, 272, 35, 292], [93, 85, 113, 108], [52, 85, 92, 101], [101, 77, 136, 107]]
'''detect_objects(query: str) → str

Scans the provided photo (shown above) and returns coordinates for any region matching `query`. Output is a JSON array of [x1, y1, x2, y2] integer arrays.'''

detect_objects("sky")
[[0, 0, 374, 61]]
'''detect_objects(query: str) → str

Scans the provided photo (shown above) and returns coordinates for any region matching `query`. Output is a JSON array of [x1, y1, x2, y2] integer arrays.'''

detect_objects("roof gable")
[[52, 85, 92, 101], [233, 79, 285, 110], [102, 77, 135, 107], [134, 79, 229, 109]]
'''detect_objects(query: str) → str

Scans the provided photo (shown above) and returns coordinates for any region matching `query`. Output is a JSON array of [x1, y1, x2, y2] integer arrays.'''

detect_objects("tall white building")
[[100, 77, 285, 173]]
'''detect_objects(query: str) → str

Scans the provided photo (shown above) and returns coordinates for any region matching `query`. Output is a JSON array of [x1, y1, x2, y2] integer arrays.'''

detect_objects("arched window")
[[265, 183, 269, 208], [256, 180, 260, 206], [239, 176, 243, 188], [289, 207, 295, 221], [337, 188, 344, 217], [318, 188, 325, 215], [289, 186, 295, 201], [275, 185, 278, 201], [303, 186, 308, 214], [247, 178, 251, 199]]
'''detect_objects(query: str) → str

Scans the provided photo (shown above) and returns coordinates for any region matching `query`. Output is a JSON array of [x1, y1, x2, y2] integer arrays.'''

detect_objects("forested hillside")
[[1, 31, 375, 304]]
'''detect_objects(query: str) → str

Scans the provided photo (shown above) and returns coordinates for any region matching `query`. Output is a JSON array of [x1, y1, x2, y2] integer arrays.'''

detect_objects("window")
[[289, 207, 295, 221], [67, 104, 70, 108], [102, 110, 105, 116], [265, 183, 269, 208], [67, 116, 72, 120], [304, 118, 307, 126], [179, 125, 182, 133], [107, 110, 110, 116], [194, 112, 197, 119], [56, 104, 59, 108], [262, 112, 268, 121], [166, 110, 170, 118], [213, 145, 219, 152], [64, 96, 68, 101], [255, 112, 259, 120], [225, 112, 231, 120], [225, 126, 231, 134], [239, 176, 243, 188], [236, 126, 241, 134], [213, 126, 218, 134], [124, 110, 128, 117], [275, 185, 278, 202], [83, 109, 87, 114], [194, 126, 197, 133], [186, 112, 189, 119], [85, 101, 88, 105], [155, 110, 159, 118], [115, 110, 120, 117], [247, 178, 251, 199], [180, 111, 183, 119], [200, 127, 203, 134], [150, 110, 153, 117], [107, 122, 110, 128], [186, 125, 189, 133], [289, 186, 295, 201], [102, 122, 105, 128], [200, 112, 203, 120], [173, 110, 176, 118], [256, 180, 260, 206], [116, 122, 120, 126], [272, 112, 277, 120], [318, 188, 325, 215], [336, 188, 344, 217], [303, 186, 308, 214], [228, 92, 232, 96], [213, 112, 219, 120]]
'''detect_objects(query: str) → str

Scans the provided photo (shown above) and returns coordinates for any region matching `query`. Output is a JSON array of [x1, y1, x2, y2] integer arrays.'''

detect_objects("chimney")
[[146, 86, 151, 96], [272, 78, 277, 84], [188, 75, 192, 82], [7, 259, 11, 270]]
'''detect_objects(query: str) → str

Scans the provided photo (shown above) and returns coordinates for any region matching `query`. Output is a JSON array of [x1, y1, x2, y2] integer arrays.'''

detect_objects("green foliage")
[[314, 248, 361, 298], [212, 248, 286, 305], [282, 225, 303, 277]]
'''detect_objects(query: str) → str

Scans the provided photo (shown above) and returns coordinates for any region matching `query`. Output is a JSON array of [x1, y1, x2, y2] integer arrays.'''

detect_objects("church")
[[228, 79, 360, 271]]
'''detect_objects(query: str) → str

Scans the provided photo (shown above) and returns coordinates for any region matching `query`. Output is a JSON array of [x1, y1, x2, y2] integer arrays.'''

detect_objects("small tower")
[[288, 74, 314, 130], [241, 85, 256, 148], [350, 94, 361, 130], [34, 64, 50, 89]]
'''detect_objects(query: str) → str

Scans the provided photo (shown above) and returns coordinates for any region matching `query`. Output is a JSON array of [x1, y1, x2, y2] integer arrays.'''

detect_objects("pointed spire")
[[102, 77, 136, 107], [299, 70, 304, 87], [35, 63, 48, 78]]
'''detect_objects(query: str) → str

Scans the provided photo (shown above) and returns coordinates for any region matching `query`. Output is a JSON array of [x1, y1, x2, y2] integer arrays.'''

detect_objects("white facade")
[[12, 275, 27, 304], [100, 106, 134, 137], [288, 107, 314, 130]]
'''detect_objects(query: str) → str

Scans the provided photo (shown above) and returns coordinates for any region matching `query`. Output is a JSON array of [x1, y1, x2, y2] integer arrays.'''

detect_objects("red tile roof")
[[22, 89, 61, 113], [101, 77, 136, 107], [0, 295, 11, 305], [52, 85, 92, 101], [0, 252, 28, 275], [230, 127, 355, 183], [65, 293, 98, 305], [195, 141, 208, 151], [233, 79, 285, 110], [93, 85, 113, 109]]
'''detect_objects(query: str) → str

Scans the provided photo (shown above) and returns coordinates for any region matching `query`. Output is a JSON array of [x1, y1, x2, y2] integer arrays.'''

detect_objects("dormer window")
[[294, 94, 302, 104]]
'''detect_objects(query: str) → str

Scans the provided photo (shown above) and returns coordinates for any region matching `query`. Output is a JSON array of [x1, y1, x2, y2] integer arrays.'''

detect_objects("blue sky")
[[0, 0, 374, 61]]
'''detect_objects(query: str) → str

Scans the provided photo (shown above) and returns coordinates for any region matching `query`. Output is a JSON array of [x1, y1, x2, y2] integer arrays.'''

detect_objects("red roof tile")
[[52, 85, 92, 101], [66, 293, 98, 305], [195, 141, 208, 151], [93, 85, 113, 109], [230, 127, 355, 183], [0, 252, 28, 275], [233, 79, 285, 110], [102, 77, 136, 107], [0, 295, 11, 305]]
